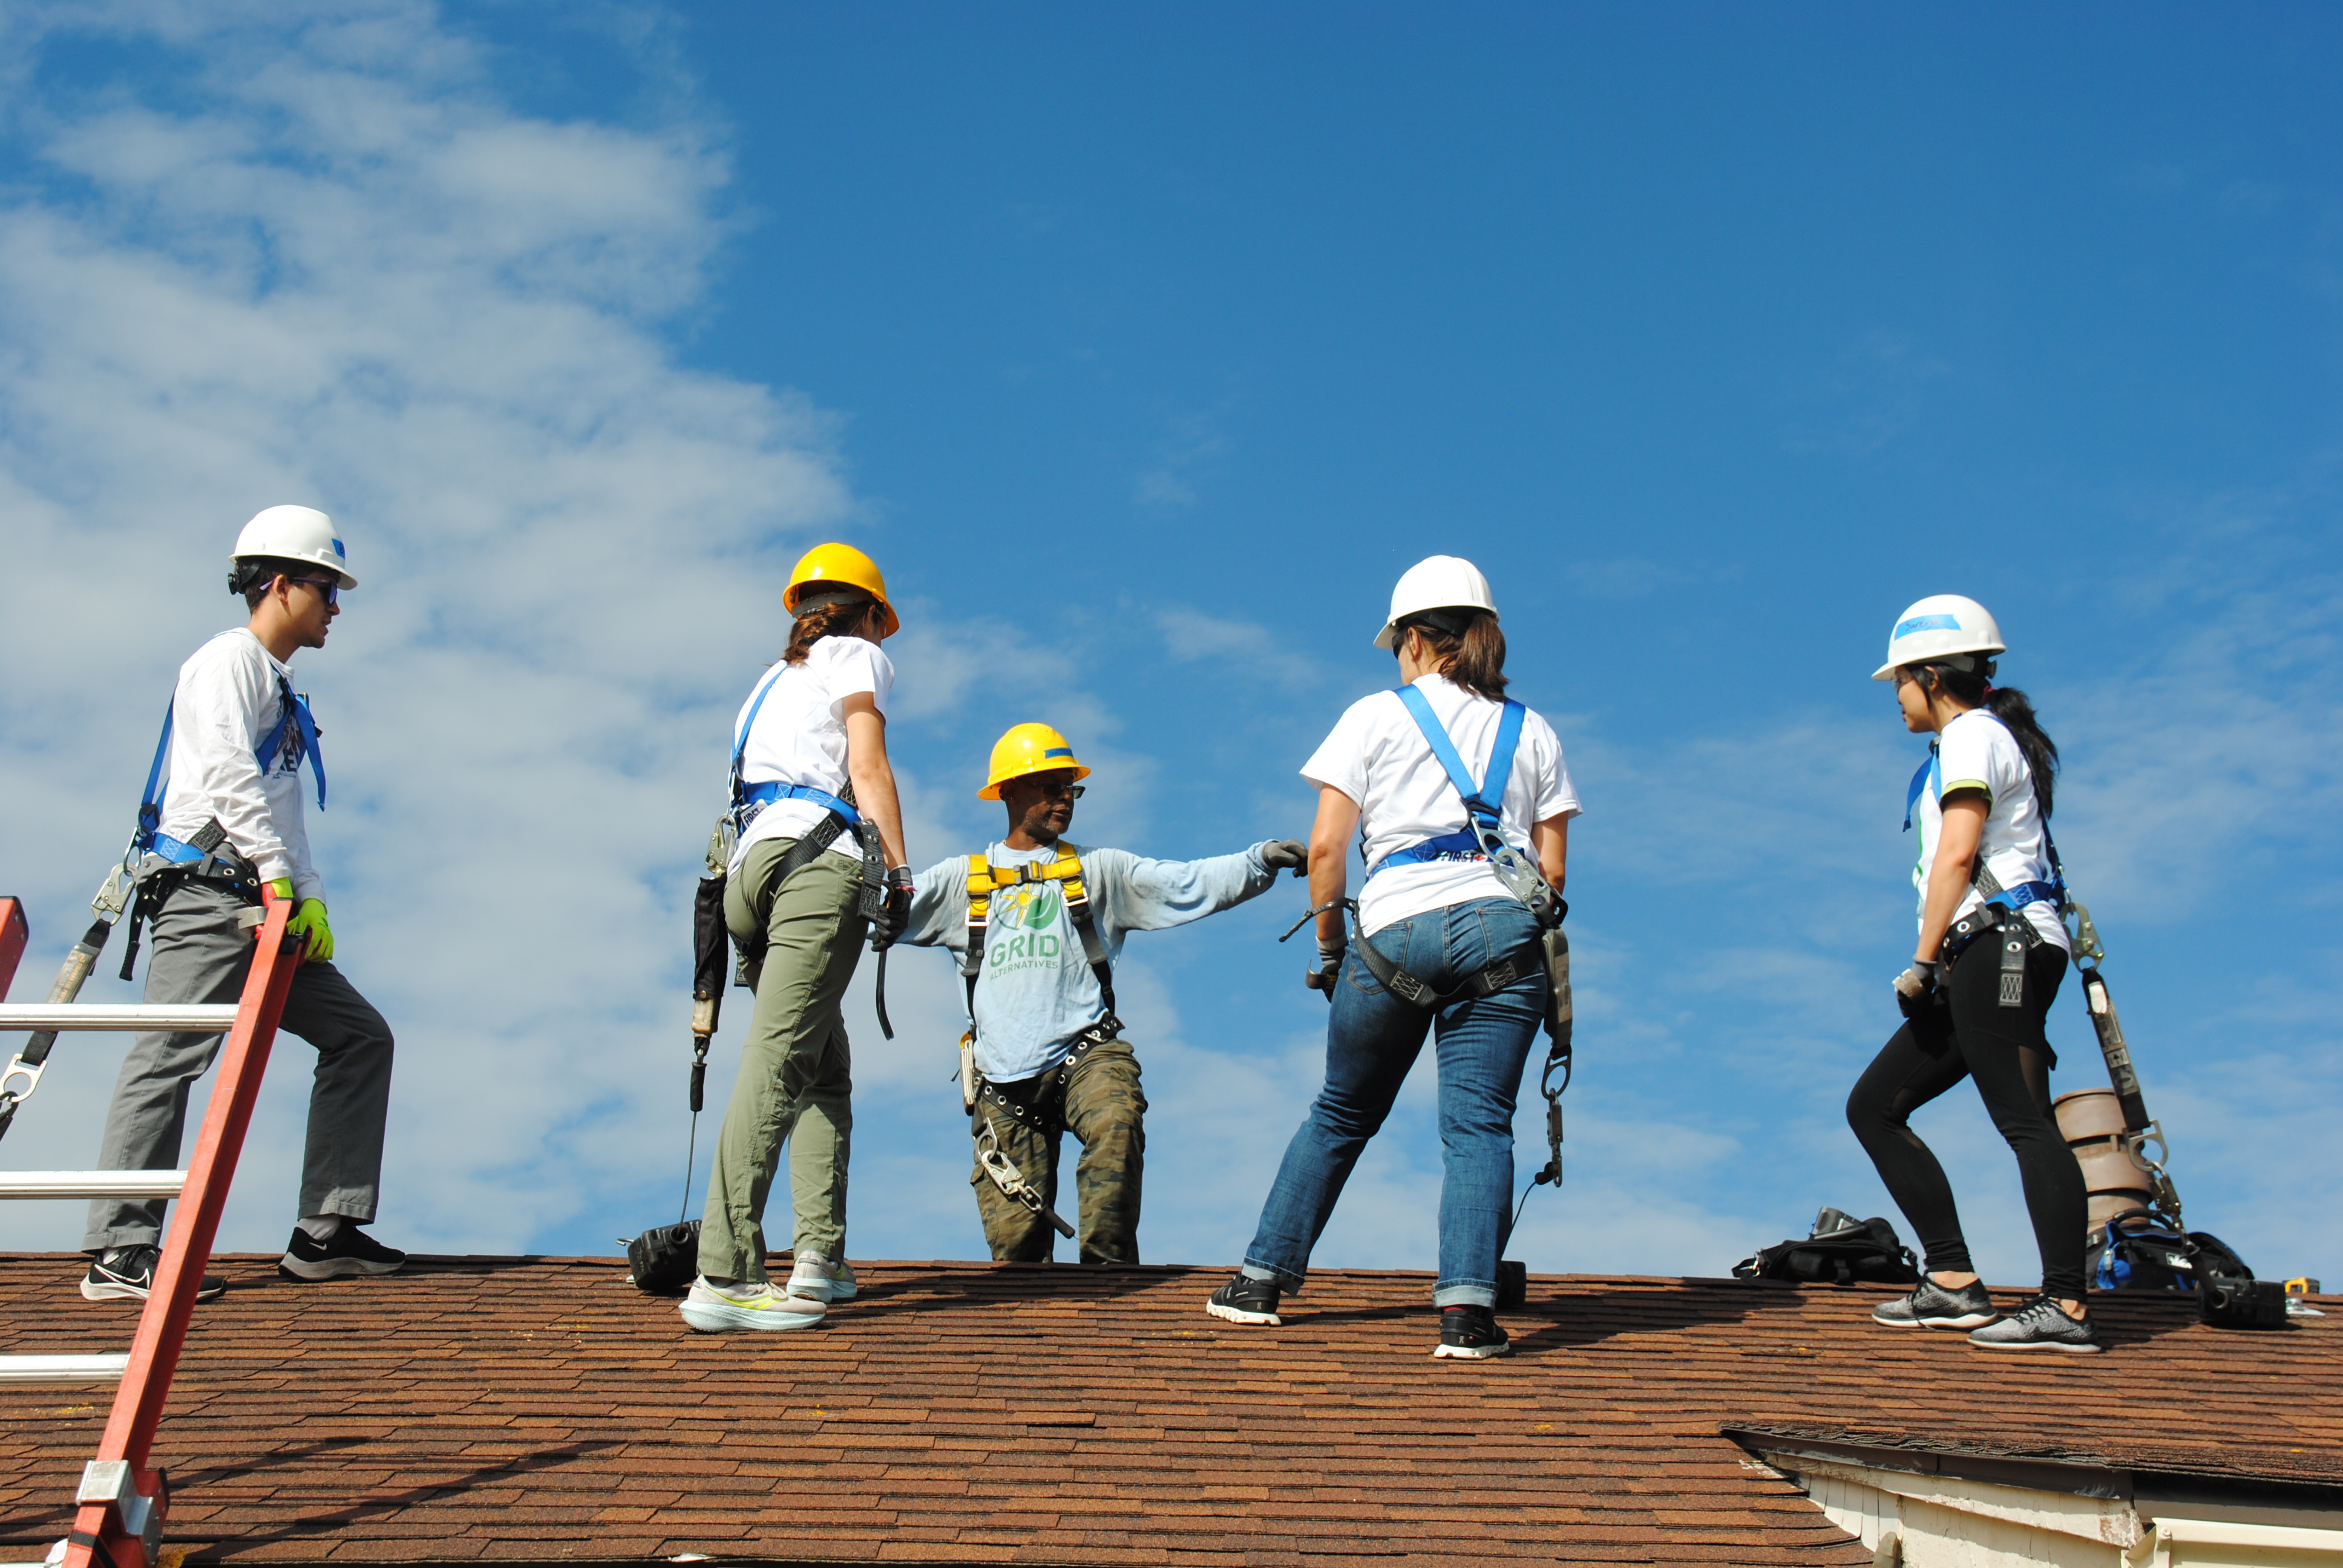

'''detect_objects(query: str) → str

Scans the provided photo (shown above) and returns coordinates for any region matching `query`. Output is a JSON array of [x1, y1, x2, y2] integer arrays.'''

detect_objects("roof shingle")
[[2, 1253, 2336, 1564]]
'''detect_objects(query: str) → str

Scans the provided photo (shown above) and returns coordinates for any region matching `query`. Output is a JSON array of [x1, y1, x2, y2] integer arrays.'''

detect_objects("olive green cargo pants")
[[698, 835, 861, 1283], [969, 1040, 1147, 1264]]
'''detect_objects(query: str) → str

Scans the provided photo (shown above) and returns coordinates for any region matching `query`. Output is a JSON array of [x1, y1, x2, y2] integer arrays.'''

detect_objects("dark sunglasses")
[[1034, 780, 1086, 800], [286, 576, 340, 607]]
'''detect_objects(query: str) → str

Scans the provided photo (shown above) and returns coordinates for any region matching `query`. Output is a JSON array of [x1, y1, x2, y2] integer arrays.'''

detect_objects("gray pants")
[[84, 880, 396, 1252]]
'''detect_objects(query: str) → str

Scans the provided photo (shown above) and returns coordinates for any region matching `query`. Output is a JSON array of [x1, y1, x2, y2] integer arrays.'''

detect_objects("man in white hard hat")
[[80, 505, 405, 1302]]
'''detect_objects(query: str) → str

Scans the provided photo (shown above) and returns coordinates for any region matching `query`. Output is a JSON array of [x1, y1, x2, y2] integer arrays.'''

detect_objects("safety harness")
[[952, 846, 1118, 1240], [116, 676, 326, 981], [724, 661, 897, 1034], [1343, 687, 1562, 1005], [1286, 686, 1575, 1216], [1902, 736, 2069, 1008]]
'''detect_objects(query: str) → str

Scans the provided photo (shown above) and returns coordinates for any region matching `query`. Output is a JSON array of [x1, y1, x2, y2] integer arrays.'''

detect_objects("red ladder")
[[0, 893, 301, 1568]]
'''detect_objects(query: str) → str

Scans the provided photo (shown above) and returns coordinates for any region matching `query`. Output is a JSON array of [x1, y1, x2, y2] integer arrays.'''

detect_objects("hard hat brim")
[[977, 762, 1090, 802]]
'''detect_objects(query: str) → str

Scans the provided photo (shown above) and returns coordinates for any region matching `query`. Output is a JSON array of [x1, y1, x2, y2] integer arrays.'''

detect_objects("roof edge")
[[1725, 1425, 2343, 1509]]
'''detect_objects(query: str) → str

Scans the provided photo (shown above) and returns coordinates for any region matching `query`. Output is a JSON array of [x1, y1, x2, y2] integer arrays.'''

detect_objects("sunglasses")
[[1033, 780, 1086, 800], [286, 576, 340, 607]]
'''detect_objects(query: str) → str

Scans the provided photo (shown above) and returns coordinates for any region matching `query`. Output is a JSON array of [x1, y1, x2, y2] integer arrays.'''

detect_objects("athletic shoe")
[[278, 1224, 407, 1281], [1205, 1274, 1282, 1326], [787, 1250, 858, 1302], [679, 1276, 827, 1333], [1872, 1276, 2000, 1330], [80, 1246, 226, 1303], [1432, 1304, 1512, 1359], [1967, 1296, 2102, 1353]]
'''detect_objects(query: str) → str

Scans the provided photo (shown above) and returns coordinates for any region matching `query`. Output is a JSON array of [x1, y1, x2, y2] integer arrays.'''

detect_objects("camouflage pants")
[[969, 1039, 1146, 1264]]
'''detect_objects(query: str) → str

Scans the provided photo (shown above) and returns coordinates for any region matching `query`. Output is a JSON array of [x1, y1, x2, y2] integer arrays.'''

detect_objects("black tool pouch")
[[626, 1220, 701, 1295]]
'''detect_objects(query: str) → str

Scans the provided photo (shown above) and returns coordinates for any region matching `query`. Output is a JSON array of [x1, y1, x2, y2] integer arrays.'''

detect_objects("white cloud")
[[0, 3, 854, 1253]]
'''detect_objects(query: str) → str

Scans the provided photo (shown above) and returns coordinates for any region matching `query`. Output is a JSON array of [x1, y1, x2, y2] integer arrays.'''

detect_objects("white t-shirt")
[[1301, 674, 1580, 936], [158, 629, 324, 902], [1912, 708, 2069, 952], [730, 635, 894, 870]]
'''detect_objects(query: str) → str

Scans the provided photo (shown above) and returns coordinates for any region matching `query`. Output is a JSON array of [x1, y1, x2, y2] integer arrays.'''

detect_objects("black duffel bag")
[[1734, 1207, 1920, 1287], [624, 1220, 701, 1296]]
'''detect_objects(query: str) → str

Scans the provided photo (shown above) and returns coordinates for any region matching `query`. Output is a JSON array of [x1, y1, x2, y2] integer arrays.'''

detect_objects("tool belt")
[[971, 1024, 1119, 1138], [118, 819, 264, 981], [1942, 864, 2056, 1010]]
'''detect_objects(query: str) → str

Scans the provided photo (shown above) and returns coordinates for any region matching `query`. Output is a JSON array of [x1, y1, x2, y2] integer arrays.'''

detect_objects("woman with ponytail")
[[683, 543, 913, 1334], [1847, 595, 2096, 1353]]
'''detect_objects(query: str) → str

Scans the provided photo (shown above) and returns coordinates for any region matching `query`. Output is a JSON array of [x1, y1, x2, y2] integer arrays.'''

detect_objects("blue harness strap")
[[1901, 734, 2065, 912], [1367, 687, 1527, 878], [729, 664, 863, 831], [134, 671, 327, 855]]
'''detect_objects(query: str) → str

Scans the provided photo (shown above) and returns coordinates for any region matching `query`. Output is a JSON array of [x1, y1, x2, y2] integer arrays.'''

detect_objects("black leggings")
[[1846, 938, 2086, 1298]]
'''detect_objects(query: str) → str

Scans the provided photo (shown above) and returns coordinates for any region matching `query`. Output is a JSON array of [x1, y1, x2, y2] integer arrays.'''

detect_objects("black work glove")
[[1893, 959, 1941, 1021], [1306, 940, 1345, 1001], [1262, 839, 1308, 875], [875, 866, 915, 947]]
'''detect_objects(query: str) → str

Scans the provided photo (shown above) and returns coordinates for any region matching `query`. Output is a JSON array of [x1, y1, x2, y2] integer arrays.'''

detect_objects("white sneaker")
[[678, 1276, 827, 1333], [788, 1250, 858, 1302]]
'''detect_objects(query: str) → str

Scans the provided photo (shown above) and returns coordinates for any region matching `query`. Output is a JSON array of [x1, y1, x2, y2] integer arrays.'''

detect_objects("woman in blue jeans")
[[1207, 556, 1579, 1359]]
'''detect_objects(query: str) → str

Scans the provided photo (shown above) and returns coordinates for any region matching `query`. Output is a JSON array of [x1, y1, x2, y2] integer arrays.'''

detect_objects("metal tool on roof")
[[0, 861, 134, 1145]]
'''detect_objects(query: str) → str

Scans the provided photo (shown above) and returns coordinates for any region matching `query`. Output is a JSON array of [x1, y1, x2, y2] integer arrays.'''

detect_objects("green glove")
[[268, 881, 334, 962]]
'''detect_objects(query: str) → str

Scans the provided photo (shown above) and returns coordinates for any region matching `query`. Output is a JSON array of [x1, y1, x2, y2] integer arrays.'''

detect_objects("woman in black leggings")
[[1846, 595, 2096, 1354]]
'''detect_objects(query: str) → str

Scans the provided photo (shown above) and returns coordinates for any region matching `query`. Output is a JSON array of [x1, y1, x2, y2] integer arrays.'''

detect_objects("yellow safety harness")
[[955, 844, 1118, 1243], [960, 844, 1119, 1028]]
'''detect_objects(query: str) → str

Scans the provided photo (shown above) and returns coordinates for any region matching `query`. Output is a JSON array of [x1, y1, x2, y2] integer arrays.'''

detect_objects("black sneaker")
[[1205, 1273, 1282, 1325], [80, 1245, 226, 1303], [1873, 1276, 1999, 1330], [1432, 1304, 1512, 1360], [278, 1223, 407, 1281], [1967, 1295, 2101, 1354]]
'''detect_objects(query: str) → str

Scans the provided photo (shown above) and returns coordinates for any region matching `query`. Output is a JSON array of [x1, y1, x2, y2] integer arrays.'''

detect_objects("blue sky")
[[0, 2, 2337, 1290]]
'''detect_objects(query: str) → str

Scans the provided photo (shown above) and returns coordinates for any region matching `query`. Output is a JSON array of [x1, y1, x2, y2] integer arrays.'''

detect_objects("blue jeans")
[[1242, 897, 1545, 1307]]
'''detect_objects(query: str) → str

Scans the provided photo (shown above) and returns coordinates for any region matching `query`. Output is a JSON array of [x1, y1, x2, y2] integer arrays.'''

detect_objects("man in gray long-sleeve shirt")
[[898, 722, 1304, 1264]]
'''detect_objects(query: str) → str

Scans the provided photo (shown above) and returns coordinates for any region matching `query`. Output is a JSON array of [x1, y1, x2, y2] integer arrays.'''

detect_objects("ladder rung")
[[0, 1171, 187, 1200], [0, 1354, 129, 1385], [0, 1004, 240, 1033]]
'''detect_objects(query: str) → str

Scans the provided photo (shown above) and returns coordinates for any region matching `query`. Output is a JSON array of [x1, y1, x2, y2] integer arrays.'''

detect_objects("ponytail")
[[1915, 660, 2060, 817], [1398, 609, 1509, 702], [781, 593, 876, 665]]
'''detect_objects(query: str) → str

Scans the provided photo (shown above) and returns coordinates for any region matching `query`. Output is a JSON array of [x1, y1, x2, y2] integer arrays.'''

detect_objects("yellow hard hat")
[[979, 722, 1091, 800], [784, 542, 900, 638]]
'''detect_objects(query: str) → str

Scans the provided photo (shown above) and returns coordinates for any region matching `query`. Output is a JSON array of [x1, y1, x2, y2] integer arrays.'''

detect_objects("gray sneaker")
[[787, 1250, 858, 1302], [1967, 1296, 2101, 1353], [1873, 1276, 1999, 1329]]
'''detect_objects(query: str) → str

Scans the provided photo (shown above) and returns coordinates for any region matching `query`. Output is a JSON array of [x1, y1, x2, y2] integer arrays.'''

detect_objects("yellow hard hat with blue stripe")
[[784, 542, 899, 638], [979, 722, 1090, 800]]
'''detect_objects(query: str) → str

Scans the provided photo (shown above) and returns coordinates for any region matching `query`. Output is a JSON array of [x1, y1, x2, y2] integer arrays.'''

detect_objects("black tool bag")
[[2088, 1206, 2284, 1328], [625, 1221, 701, 1296], [1734, 1207, 1921, 1287]]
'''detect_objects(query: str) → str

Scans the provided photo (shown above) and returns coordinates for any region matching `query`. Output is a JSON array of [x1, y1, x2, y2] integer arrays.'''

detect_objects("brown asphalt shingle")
[[1, 1253, 2336, 1566]]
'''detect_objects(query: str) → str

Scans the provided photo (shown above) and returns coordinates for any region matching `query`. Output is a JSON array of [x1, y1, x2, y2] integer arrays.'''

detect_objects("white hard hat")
[[232, 505, 356, 590], [1872, 593, 2003, 681], [1375, 555, 1498, 650]]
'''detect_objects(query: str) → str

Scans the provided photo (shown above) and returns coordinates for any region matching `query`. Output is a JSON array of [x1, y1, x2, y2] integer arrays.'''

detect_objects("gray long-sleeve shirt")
[[900, 838, 1282, 1082]]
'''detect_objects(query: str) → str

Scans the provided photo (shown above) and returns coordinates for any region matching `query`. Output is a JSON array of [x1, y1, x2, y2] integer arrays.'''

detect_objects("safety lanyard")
[[1392, 684, 1525, 848], [135, 673, 326, 851]]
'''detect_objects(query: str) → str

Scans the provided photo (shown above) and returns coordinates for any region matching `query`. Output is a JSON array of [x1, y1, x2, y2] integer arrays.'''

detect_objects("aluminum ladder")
[[0, 893, 303, 1568]]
